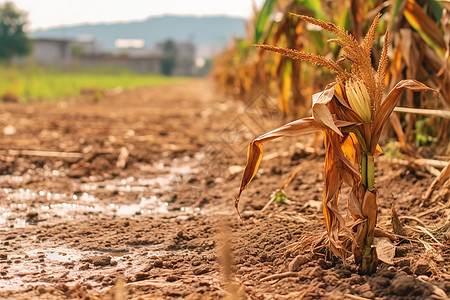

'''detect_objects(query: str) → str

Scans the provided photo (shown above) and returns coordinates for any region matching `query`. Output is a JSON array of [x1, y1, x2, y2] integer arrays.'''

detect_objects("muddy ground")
[[0, 79, 448, 299]]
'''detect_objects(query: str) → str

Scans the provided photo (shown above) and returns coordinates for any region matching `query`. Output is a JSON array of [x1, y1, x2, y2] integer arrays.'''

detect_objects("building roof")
[[32, 37, 73, 44]]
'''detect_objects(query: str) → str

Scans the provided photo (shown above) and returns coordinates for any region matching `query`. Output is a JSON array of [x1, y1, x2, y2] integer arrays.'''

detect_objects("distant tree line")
[[0, 1, 31, 63]]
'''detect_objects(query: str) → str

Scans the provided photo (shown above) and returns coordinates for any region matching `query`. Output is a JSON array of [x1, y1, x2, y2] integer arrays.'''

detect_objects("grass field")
[[0, 66, 190, 102]]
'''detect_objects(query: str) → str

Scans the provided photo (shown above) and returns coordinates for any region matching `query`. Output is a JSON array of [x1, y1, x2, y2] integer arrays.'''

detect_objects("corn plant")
[[235, 13, 437, 274]]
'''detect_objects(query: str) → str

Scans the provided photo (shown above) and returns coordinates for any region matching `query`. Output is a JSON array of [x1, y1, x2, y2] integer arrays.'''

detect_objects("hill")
[[31, 15, 247, 56]]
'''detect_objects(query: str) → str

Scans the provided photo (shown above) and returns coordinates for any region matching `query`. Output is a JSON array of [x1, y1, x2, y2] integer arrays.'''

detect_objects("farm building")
[[14, 38, 73, 68], [14, 37, 196, 76]]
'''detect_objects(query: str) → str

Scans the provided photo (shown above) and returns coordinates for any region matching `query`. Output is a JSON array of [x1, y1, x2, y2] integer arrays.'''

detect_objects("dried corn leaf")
[[336, 134, 360, 180], [371, 80, 437, 153], [391, 203, 407, 236], [374, 237, 396, 265], [341, 133, 358, 168], [323, 134, 341, 236], [235, 116, 356, 216], [334, 83, 352, 109], [349, 184, 364, 220], [278, 60, 292, 115], [362, 189, 378, 237], [322, 131, 360, 259], [404, 0, 446, 56], [390, 35, 404, 86], [374, 144, 383, 157], [399, 29, 421, 78], [312, 83, 343, 136]]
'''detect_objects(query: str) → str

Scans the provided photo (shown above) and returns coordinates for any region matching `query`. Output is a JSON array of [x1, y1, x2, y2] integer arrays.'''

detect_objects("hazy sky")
[[3, 0, 265, 30]]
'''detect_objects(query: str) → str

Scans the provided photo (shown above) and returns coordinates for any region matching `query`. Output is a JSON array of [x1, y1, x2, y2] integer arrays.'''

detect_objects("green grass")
[[0, 66, 190, 102]]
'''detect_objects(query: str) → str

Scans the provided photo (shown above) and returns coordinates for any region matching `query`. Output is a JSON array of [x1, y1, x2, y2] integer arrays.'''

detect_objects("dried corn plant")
[[235, 13, 437, 274]]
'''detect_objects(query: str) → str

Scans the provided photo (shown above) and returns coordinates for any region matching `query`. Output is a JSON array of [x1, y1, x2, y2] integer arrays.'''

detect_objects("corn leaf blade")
[[404, 0, 446, 57], [312, 83, 343, 136], [371, 79, 437, 152], [235, 116, 357, 216], [254, 0, 277, 43]]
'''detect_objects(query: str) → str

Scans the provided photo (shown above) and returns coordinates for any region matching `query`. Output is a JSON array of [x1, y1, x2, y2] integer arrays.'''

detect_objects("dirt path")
[[0, 80, 448, 299]]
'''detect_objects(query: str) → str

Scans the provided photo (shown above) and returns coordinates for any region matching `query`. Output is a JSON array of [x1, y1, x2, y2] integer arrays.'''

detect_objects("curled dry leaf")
[[349, 184, 364, 219], [391, 203, 407, 236], [235, 116, 357, 216], [362, 189, 377, 238], [373, 237, 396, 265], [371, 80, 438, 153]]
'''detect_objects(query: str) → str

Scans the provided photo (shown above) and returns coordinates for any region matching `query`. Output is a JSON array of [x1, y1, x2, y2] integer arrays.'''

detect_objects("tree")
[[0, 1, 31, 62], [160, 40, 177, 76]]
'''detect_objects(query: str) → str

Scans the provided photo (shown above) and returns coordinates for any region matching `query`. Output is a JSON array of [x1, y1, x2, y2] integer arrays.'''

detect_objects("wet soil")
[[0, 79, 448, 299]]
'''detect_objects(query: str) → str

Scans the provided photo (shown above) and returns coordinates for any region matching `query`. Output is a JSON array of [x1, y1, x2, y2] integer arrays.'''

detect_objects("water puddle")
[[0, 246, 191, 291], [0, 190, 172, 229], [0, 155, 202, 230], [77, 164, 192, 194], [25, 248, 83, 263], [1, 247, 131, 291]]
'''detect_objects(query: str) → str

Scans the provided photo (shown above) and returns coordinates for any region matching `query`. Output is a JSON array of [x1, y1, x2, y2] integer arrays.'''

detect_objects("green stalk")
[[361, 153, 367, 187], [367, 154, 374, 189], [361, 153, 374, 189], [354, 129, 368, 188], [361, 154, 377, 274], [353, 129, 367, 152], [354, 131, 377, 273]]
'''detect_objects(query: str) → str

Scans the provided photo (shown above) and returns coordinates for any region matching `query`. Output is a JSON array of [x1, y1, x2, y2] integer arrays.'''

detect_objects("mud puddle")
[[0, 154, 204, 230], [0, 245, 188, 291], [0, 190, 172, 230]]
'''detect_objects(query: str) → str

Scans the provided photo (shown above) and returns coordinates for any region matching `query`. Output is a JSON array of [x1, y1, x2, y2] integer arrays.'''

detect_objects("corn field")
[[212, 0, 450, 155]]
